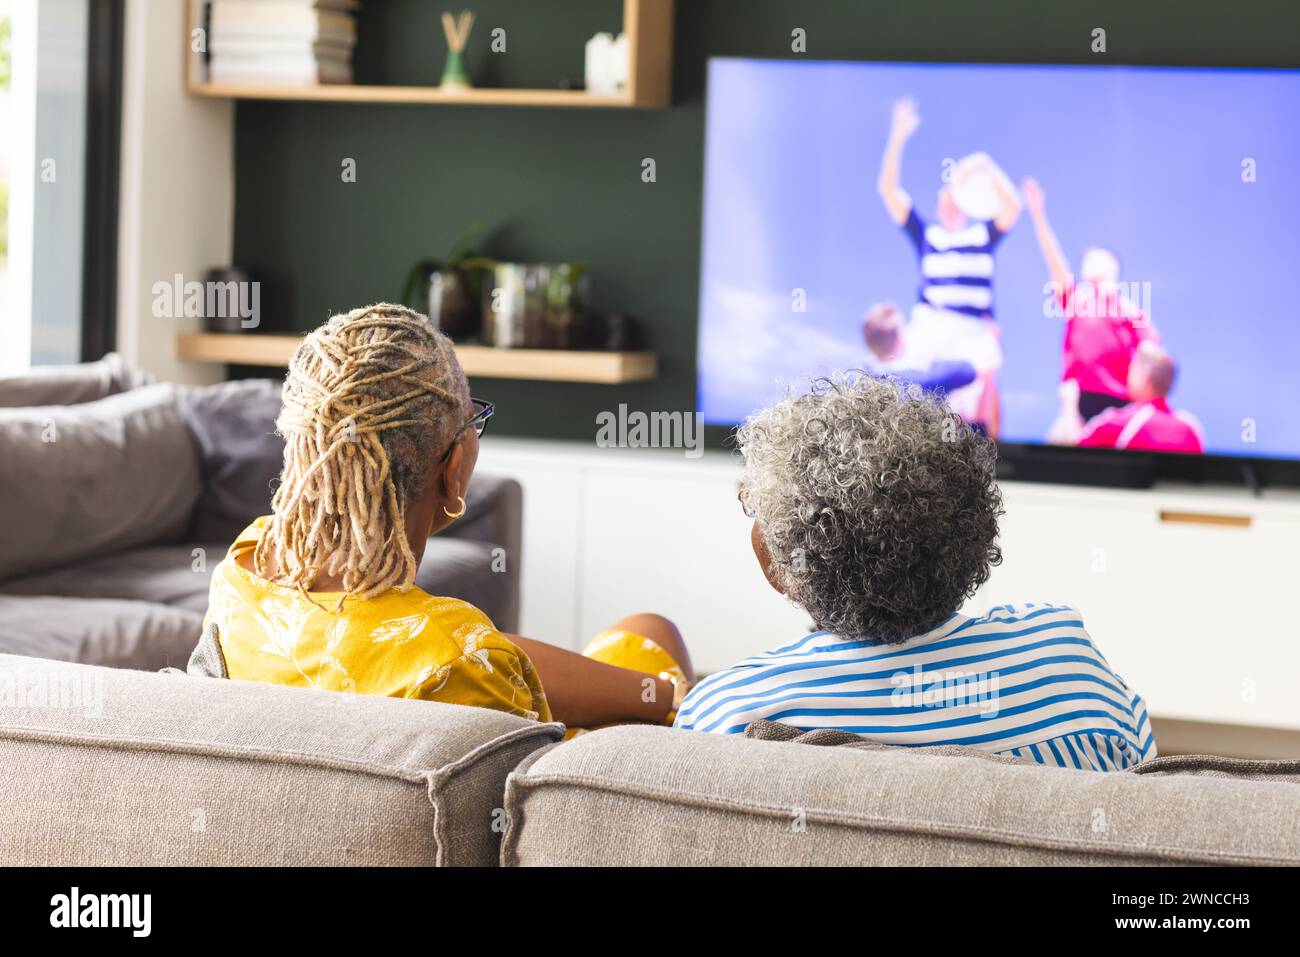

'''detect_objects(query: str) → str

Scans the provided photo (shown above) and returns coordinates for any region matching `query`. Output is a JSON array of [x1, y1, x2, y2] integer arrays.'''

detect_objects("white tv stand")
[[478, 437, 1300, 745]]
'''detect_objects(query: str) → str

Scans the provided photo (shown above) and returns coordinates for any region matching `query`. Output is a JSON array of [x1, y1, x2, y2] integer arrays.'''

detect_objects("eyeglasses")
[[440, 397, 495, 462]]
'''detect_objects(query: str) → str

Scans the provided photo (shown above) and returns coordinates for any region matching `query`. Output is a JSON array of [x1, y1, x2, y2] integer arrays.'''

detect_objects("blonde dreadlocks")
[[256, 303, 467, 605]]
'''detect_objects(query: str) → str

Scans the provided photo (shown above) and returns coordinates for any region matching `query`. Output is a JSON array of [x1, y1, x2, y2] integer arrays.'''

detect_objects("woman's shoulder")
[[402, 591, 520, 654], [964, 602, 1125, 669], [404, 591, 493, 626], [956, 602, 1101, 649], [970, 602, 1085, 627]]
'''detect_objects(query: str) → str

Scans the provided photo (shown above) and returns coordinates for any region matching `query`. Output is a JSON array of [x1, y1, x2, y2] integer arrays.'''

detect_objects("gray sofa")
[[2, 652, 1297, 866], [0, 355, 522, 670], [0, 653, 561, 866]]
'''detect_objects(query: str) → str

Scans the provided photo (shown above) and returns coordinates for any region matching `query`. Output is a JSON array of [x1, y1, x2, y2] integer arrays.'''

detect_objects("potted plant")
[[401, 224, 496, 341]]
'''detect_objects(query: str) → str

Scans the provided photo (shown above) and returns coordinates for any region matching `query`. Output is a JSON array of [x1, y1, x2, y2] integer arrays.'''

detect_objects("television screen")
[[697, 58, 1300, 460]]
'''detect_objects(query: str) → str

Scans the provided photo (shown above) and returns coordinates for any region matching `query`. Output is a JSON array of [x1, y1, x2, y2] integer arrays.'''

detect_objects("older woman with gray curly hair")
[[674, 374, 1155, 771]]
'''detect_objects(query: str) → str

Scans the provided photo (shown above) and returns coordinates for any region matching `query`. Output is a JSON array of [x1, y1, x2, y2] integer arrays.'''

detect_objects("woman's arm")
[[507, 634, 675, 728]]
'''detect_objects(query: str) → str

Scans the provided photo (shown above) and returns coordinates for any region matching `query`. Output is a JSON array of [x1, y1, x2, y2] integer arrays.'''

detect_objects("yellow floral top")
[[204, 517, 551, 722]]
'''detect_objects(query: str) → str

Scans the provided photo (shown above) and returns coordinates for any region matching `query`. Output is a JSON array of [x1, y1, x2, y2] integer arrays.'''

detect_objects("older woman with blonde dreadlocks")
[[201, 304, 694, 729]]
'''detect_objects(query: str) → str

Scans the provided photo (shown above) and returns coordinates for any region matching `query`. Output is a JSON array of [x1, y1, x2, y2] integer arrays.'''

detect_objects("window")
[[0, 0, 120, 374]]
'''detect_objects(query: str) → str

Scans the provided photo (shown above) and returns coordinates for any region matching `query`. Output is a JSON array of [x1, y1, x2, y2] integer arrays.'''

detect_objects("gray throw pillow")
[[0, 383, 202, 581], [178, 378, 286, 544], [744, 718, 1036, 765], [186, 621, 229, 678], [1128, 753, 1300, 783]]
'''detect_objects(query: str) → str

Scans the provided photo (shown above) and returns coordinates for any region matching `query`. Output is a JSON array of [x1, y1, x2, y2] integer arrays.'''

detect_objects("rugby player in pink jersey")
[[1022, 177, 1159, 422]]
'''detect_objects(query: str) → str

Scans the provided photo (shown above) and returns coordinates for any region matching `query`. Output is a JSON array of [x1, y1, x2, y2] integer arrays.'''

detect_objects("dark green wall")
[[232, 0, 1300, 441]]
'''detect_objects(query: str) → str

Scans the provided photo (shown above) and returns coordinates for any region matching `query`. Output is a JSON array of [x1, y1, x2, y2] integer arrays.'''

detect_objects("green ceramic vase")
[[440, 50, 470, 90]]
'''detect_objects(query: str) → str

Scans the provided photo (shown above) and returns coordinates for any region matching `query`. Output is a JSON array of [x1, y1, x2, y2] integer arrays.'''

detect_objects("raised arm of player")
[[877, 98, 919, 226], [971, 153, 1022, 233], [1022, 177, 1071, 298]]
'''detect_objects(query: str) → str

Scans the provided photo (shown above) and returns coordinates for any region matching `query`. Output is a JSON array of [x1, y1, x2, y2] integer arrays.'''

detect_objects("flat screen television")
[[696, 58, 1300, 485]]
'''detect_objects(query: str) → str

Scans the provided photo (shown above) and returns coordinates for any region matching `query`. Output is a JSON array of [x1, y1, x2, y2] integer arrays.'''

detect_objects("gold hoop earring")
[[443, 496, 467, 520]]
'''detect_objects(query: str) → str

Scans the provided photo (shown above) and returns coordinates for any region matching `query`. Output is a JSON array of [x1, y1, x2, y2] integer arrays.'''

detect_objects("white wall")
[[114, 0, 231, 384]]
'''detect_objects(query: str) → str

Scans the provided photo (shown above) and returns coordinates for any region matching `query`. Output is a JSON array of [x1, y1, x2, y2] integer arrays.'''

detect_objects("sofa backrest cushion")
[[0, 383, 202, 581], [0, 352, 153, 408], [178, 378, 286, 544], [502, 725, 1300, 866], [0, 653, 564, 866]]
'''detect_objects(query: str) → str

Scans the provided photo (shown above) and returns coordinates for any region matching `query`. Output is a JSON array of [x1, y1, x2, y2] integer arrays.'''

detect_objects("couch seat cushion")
[[0, 596, 202, 670], [3, 538, 508, 620], [0, 537, 513, 670], [0, 543, 227, 615], [502, 724, 1300, 866], [0, 540, 226, 616]]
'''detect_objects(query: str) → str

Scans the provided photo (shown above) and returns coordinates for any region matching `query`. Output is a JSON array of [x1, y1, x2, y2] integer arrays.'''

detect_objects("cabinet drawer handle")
[[1159, 510, 1251, 528]]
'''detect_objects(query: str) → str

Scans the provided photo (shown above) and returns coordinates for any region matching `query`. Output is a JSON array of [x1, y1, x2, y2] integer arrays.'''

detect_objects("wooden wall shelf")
[[187, 84, 639, 108], [185, 0, 674, 109], [176, 333, 658, 384]]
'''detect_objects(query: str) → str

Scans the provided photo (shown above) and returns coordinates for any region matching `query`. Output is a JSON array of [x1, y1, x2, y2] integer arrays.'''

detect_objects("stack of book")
[[208, 0, 360, 86]]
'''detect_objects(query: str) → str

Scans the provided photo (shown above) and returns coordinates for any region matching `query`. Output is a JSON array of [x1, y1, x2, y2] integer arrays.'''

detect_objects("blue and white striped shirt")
[[674, 603, 1155, 772], [905, 209, 1004, 319]]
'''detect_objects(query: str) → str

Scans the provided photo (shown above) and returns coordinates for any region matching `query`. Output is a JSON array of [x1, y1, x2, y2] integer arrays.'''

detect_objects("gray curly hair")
[[737, 373, 1003, 644]]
